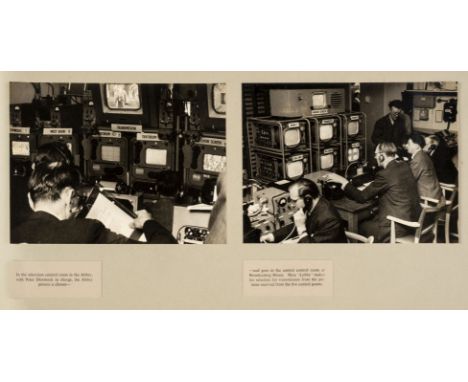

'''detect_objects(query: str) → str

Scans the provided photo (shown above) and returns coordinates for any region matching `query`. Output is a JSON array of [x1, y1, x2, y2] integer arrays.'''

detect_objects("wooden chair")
[[345, 230, 374, 243], [438, 183, 458, 243], [387, 199, 444, 243]]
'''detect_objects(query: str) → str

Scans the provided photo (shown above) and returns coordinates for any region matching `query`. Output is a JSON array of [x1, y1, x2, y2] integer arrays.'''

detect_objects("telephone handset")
[[443, 98, 457, 124]]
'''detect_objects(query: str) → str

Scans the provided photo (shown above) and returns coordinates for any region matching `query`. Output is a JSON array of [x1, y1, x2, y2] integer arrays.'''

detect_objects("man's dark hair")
[[407, 132, 426, 148], [34, 142, 74, 167], [388, 99, 403, 109], [28, 162, 80, 204], [296, 178, 320, 200]]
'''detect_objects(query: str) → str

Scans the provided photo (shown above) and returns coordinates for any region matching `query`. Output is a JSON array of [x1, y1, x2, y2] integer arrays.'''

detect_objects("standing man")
[[372, 100, 408, 148], [324, 142, 421, 243], [289, 179, 347, 243]]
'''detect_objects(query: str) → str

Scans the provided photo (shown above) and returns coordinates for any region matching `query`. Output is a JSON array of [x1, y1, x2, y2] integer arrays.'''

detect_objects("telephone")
[[443, 99, 457, 124]]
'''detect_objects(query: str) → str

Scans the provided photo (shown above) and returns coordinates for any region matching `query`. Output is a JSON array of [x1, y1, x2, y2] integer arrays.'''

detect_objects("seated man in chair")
[[324, 142, 421, 243], [404, 133, 443, 202], [12, 162, 177, 244], [289, 178, 347, 243]]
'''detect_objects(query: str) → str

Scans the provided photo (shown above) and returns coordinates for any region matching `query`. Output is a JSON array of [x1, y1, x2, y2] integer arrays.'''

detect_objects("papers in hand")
[[85, 193, 146, 242]]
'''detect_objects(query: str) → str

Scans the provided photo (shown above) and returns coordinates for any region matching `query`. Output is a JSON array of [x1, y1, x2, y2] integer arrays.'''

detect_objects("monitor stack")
[[338, 112, 367, 173], [307, 115, 342, 173], [247, 116, 313, 184]]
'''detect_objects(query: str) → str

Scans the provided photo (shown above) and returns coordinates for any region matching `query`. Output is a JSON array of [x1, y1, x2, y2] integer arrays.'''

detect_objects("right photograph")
[[242, 82, 459, 244]]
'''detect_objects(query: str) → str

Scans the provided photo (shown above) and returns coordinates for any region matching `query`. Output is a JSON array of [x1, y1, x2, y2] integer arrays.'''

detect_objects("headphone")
[[297, 184, 313, 210], [54, 144, 72, 165]]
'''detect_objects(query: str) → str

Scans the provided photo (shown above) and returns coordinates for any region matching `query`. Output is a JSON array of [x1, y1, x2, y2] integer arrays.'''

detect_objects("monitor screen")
[[101, 145, 121, 162], [284, 128, 301, 147], [348, 121, 359, 136], [348, 148, 360, 162], [212, 83, 226, 114], [312, 93, 327, 109], [203, 154, 227, 173], [286, 160, 304, 179], [105, 83, 141, 110], [12, 141, 30, 156], [320, 124, 334, 141], [320, 153, 334, 170], [145, 148, 167, 166]]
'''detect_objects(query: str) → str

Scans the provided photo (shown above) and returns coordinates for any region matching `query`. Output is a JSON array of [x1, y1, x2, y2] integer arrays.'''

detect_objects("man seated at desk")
[[404, 133, 443, 202], [324, 142, 421, 243], [12, 162, 177, 244], [289, 179, 347, 243]]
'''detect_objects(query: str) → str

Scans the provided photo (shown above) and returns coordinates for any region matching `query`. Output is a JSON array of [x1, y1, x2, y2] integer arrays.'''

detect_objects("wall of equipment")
[[243, 84, 368, 184], [10, 83, 227, 200]]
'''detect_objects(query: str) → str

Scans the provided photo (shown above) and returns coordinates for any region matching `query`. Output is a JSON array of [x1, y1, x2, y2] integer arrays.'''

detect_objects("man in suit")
[[289, 179, 347, 243], [371, 100, 408, 149], [404, 133, 443, 201], [12, 162, 177, 244], [324, 142, 421, 243]]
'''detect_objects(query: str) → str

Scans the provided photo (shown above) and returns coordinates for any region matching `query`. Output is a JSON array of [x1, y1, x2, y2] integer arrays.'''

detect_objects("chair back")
[[414, 203, 444, 243], [440, 183, 458, 214]]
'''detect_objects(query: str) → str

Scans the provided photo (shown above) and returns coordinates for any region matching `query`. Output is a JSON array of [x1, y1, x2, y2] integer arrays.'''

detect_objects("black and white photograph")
[[243, 82, 459, 244], [10, 82, 227, 244]]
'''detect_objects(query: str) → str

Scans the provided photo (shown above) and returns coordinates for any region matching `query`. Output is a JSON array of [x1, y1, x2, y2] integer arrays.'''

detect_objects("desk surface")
[[304, 171, 375, 212], [303, 171, 375, 234]]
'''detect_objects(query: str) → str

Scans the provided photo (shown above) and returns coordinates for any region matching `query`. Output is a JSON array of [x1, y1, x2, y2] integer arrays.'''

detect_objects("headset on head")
[[376, 143, 397, 164], [54, 144, 72, 165], [297, 183, 313, 210]]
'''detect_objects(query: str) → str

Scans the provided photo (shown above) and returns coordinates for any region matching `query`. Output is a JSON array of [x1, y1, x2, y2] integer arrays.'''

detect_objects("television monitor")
[[145, 148, 167, 166], [312, 92, 327, 109], [348, 121, 360, 136], [348, 148, 360, 162], [105, 84, 141, 111], [320, 153, 334, 170], [203, 153, 227, 173], [286, 160, 304, 179], [12, 141, 30, 156], [211, 83, 226, 115], [319, 124, 334, 141], [101, 145, 121, 162], [284, 128, 301, 147]]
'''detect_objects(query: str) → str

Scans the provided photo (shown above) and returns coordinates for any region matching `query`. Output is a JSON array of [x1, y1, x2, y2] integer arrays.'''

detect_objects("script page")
[[85, 193, 145, 242]]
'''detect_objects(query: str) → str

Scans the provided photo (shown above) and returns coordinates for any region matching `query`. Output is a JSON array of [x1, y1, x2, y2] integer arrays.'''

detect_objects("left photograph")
[[10, 82, 227, 244]]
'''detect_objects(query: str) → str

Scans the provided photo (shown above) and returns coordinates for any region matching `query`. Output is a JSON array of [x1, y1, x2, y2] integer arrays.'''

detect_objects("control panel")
[[177, 225, 209, 244], [248, 186, 297, 236]]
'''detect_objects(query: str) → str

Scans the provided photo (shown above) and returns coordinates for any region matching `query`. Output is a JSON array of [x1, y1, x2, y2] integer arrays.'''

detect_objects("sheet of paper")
[[86, 193, 145, 242]]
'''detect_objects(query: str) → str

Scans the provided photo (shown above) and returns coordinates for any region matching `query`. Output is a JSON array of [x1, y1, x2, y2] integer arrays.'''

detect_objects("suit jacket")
[[410, 150, 442, 200], [12, 211, 177, 244], [430, 144, 458, 184], [371, 114, 407, 147], [299, 197, 347, 243], [344, 160, 421, 242]]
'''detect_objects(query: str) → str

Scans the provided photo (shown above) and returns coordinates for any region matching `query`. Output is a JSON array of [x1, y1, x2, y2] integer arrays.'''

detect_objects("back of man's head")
[[407, 132, 426, 148], [377, 142, 397, 158], [28, 162, 80, 204], [34, 142, 74, 168]]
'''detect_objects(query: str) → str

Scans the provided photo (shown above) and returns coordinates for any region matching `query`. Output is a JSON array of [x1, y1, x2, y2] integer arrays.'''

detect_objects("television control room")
[[10, 82, 227, 244], [242, 82, 458, 244]]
